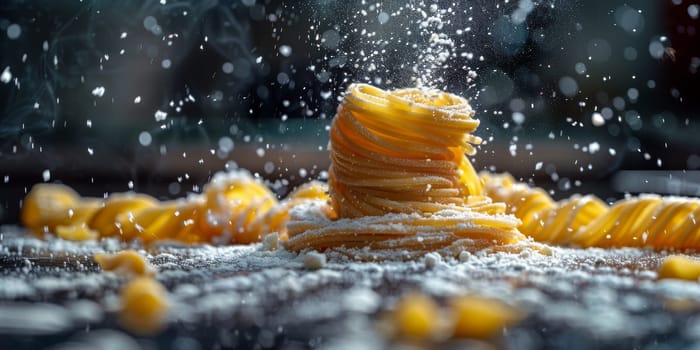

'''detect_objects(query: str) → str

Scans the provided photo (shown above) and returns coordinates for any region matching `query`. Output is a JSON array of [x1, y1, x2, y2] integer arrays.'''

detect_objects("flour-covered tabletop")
[[3, 226, 700, 349]]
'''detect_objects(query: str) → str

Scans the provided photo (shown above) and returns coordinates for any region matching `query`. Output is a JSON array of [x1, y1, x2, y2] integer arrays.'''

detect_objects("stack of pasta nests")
[[284, 84, 526, 257]]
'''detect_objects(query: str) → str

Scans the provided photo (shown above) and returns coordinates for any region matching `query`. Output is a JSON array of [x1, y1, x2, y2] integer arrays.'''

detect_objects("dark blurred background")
[[1, 0, 700, 224]]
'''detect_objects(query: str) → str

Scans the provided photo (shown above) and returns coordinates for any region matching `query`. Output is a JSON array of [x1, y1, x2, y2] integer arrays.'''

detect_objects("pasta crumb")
[[658, 255, 700, 281], [94, 250, 155, 277], [392, 293, 440, 339], [118, 277, 170, 335], [450, 295, 521, 339]]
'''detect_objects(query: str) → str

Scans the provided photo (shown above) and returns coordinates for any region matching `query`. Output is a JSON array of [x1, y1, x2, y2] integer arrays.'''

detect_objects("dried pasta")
[[483, 172, 700, 249], [389, 292, 441, 339], [118, 276, 170, 335], [92, 249, 170, 334], [658, 255, 700, 281], [285, 83, 526, 255], [383, 292, 521, 340], [21, 170, 328, 245], [481, 172, 608, 245], [94, 250, 155, 277], [327, 83, 484, 217], [20, 82, 700, 254]]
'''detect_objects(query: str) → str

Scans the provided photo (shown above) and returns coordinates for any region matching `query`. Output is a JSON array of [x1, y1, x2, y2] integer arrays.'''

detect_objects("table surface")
[[2, 225, 700, 350]]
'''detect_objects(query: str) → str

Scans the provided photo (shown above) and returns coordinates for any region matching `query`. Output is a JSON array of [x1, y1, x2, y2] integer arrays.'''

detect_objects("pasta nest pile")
[[20, 83, 700, 255], [284, 84, 526, 256]]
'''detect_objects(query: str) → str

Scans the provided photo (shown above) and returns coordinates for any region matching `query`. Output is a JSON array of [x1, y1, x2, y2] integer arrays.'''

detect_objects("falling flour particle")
[[509, 144, 518, 157], [511, 0, 535, 25], [512, 112, 525, 125], [91, 86, 106, 97], [134, 96, 142, 104], [303, 251, 326, 270], [588, 142, 600, 154], [6, 24, 21, 40], [279, 45, 292, 57], [592, 112, 605, 127], [42, 169, 51, 182], [154, 110, 168, 121], [411, 2, 455, 87], [0, 66, 11, 84]]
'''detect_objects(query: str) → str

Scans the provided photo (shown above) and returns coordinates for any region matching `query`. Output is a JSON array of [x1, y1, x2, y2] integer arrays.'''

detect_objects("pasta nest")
[[285, 83, 526, 256]]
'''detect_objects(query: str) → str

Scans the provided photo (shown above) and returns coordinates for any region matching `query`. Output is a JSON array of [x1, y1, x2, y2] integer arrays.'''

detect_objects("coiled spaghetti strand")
[[481, 172, 609, 245], [328, 84, 484, 218], [87, 193, 160, 240], [285, 83, 524, 254], [285, 204, 523, 253], [482, 172, 700, 250], [21, 184, 102, 237], [568, 196, 700, 249], [21, 170, 328, 245]]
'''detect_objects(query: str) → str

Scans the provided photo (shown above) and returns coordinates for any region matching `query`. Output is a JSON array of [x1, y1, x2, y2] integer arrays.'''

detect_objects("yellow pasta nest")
[[483, 172, 700, 249], [21, 171, 327, 245], [328, 83, 484, 217], [285, 83, 525, 255], [481, 173, 607, 245]]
